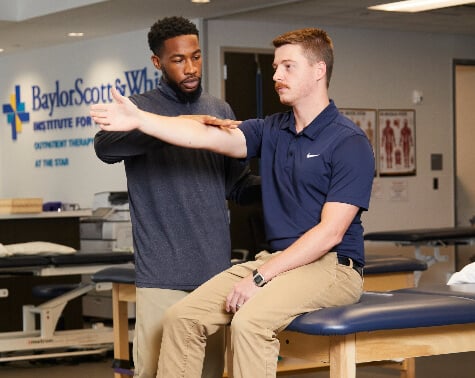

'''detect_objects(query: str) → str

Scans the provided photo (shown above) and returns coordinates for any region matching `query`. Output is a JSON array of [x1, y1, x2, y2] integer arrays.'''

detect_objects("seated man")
[[91, 27, 375, 378]]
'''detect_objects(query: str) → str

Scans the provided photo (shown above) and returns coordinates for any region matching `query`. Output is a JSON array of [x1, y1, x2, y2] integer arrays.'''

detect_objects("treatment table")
[[364, 226, 475, 274], [280, 284, 475, 378], [91, 254, 427, 377], [0, 251, 133, 362]]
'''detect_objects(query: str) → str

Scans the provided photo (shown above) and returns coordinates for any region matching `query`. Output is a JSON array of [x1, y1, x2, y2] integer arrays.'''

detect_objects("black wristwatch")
[[252, 269, 266, 287]]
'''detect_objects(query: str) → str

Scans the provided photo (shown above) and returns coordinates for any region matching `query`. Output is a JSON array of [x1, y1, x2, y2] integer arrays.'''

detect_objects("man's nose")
[[273, 67, 282, 81], [185, 59, 198, 74]]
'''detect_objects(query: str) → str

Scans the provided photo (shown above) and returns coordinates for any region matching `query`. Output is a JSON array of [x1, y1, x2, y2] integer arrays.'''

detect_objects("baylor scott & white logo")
[[2, 85, 30, 141]]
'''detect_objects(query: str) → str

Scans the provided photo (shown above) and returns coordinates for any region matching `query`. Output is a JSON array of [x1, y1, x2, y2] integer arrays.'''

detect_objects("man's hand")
[[225, 274, 260, 313], [90, 87, 142, 131], [179, 115, 241, 129]]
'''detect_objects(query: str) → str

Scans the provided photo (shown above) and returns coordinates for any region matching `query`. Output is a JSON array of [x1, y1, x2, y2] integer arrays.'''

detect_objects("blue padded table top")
[[50, 252, 133, 265], [287, 291, 475, 336], [364, 226, 475, 243], [92, 266, 135, 284], [396, 283, 475, 299], [364, 254, 426, 273], [0, 252, 134, 272], [0, 255, 51, 268]]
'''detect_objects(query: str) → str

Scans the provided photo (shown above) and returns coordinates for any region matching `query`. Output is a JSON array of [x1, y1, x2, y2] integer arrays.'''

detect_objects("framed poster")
[[378, 109, 416, 176], [340, 108, 377, 150], [341, 108, 377, 174]]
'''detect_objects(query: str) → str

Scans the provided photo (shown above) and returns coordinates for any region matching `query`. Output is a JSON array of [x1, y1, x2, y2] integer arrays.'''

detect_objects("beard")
[[161, 67, 202, 103]]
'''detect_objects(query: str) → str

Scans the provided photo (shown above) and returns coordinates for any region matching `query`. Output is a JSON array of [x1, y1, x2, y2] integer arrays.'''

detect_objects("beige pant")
[[157, 252, 363, 378], [133, 287, 225, 378]]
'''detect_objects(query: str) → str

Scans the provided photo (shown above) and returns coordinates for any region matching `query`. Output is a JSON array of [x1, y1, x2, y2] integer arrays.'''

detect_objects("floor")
[[1, 351, 475, 377]]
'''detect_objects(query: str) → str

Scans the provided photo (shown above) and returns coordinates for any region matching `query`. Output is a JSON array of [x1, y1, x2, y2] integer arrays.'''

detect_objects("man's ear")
[[151, 55, 161, 70], [315, 61, 326, 82]]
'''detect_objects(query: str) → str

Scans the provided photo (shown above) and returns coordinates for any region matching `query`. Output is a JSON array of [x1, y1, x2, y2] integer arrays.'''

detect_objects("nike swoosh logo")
[[306, 153, 320, 158]]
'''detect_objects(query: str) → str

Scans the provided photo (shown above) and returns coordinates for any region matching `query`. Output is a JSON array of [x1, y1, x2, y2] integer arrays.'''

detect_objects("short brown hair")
[[273, 28, 334, 88]]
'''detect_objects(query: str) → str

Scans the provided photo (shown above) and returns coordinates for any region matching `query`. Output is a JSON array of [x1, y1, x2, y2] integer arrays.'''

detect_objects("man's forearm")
[[137, 110, 247, 158], [94, 129, 160, 163], [91, 87, 247, 158], [257, 202, 359, 282]]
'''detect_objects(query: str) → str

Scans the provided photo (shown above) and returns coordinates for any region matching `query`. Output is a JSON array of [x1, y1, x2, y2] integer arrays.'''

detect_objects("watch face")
[[253, 271, 265, 287]]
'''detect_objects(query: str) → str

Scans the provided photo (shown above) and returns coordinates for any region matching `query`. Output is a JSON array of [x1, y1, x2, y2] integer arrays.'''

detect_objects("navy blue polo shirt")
[[239, 100, 374, 265]]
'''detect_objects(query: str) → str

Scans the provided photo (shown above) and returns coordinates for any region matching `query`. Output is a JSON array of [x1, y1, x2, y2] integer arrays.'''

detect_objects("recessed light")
[[191, 0, 210, 3], [369, 0, 475, 12], [68, 32, 84, 37]]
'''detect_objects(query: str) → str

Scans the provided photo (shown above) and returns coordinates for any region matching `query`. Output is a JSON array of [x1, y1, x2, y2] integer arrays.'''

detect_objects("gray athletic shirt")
[[94, 80, 258, 289]]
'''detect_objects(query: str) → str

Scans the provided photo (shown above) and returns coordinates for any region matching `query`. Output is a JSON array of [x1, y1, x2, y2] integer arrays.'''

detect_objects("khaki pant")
[[133, 287, 225, 378], [157, 252, 363, 378]]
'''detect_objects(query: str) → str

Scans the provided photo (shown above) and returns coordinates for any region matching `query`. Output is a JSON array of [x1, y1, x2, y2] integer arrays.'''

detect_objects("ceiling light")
[[369, 0, 475, 12], [0, 48, 4, 53], [68, 32, 84, 37], [191, 0, 210, 3]]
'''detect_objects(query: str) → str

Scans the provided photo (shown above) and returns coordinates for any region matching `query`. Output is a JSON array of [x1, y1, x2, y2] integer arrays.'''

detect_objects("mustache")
[[274, 83, 289, 91], [182, 75, 200, 83]]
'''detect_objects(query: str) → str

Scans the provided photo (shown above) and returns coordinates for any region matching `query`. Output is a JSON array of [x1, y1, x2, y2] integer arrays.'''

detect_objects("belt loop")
[[348, 257, 354, 269]]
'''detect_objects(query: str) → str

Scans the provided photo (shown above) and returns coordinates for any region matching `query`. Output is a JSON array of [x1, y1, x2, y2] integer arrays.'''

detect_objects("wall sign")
[[2, 67, 160, 169]]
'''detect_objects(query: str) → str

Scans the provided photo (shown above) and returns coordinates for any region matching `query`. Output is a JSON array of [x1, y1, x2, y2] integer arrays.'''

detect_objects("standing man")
[[91, 27, 374, 378], [94, 17, 260, 378]]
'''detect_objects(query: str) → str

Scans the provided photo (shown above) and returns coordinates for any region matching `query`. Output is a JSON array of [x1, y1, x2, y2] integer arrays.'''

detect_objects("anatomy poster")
[[378, 109, 416, 176], [341, 108, 377, 151]]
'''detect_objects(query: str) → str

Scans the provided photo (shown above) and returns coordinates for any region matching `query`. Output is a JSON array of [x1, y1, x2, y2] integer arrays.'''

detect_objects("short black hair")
[[148, 16, 199, 56]]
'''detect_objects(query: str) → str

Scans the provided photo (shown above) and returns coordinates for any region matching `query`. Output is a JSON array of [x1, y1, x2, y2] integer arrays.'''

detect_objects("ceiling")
[[0, 0, 474, 57]]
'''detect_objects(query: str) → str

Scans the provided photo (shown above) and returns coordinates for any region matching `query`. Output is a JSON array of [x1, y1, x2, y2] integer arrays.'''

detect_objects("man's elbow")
[[329, 229, 346, 249], [94, 144, 121, 164]]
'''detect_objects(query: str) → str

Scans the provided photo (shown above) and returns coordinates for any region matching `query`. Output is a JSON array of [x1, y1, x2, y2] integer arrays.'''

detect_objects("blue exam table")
[[91, 254, 428, 378]]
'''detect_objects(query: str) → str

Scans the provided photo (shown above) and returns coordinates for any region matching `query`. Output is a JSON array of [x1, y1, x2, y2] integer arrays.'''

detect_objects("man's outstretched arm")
[[90, 87, 247, 158]]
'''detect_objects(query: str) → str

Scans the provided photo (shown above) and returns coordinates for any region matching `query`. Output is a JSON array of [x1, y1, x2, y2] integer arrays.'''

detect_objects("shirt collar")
[[283, 100, 339, 140]]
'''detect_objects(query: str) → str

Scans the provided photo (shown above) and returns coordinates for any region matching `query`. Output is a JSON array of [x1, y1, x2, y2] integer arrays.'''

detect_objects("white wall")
[[1, 18, 475, 237], [206, 19, 475, 233], [0, 29, 154, 208]]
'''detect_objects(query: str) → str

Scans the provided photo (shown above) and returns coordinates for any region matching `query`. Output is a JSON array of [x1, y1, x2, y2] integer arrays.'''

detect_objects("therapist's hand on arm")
[[90, 87, 247, 158], [178, 114, 241, 129]]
